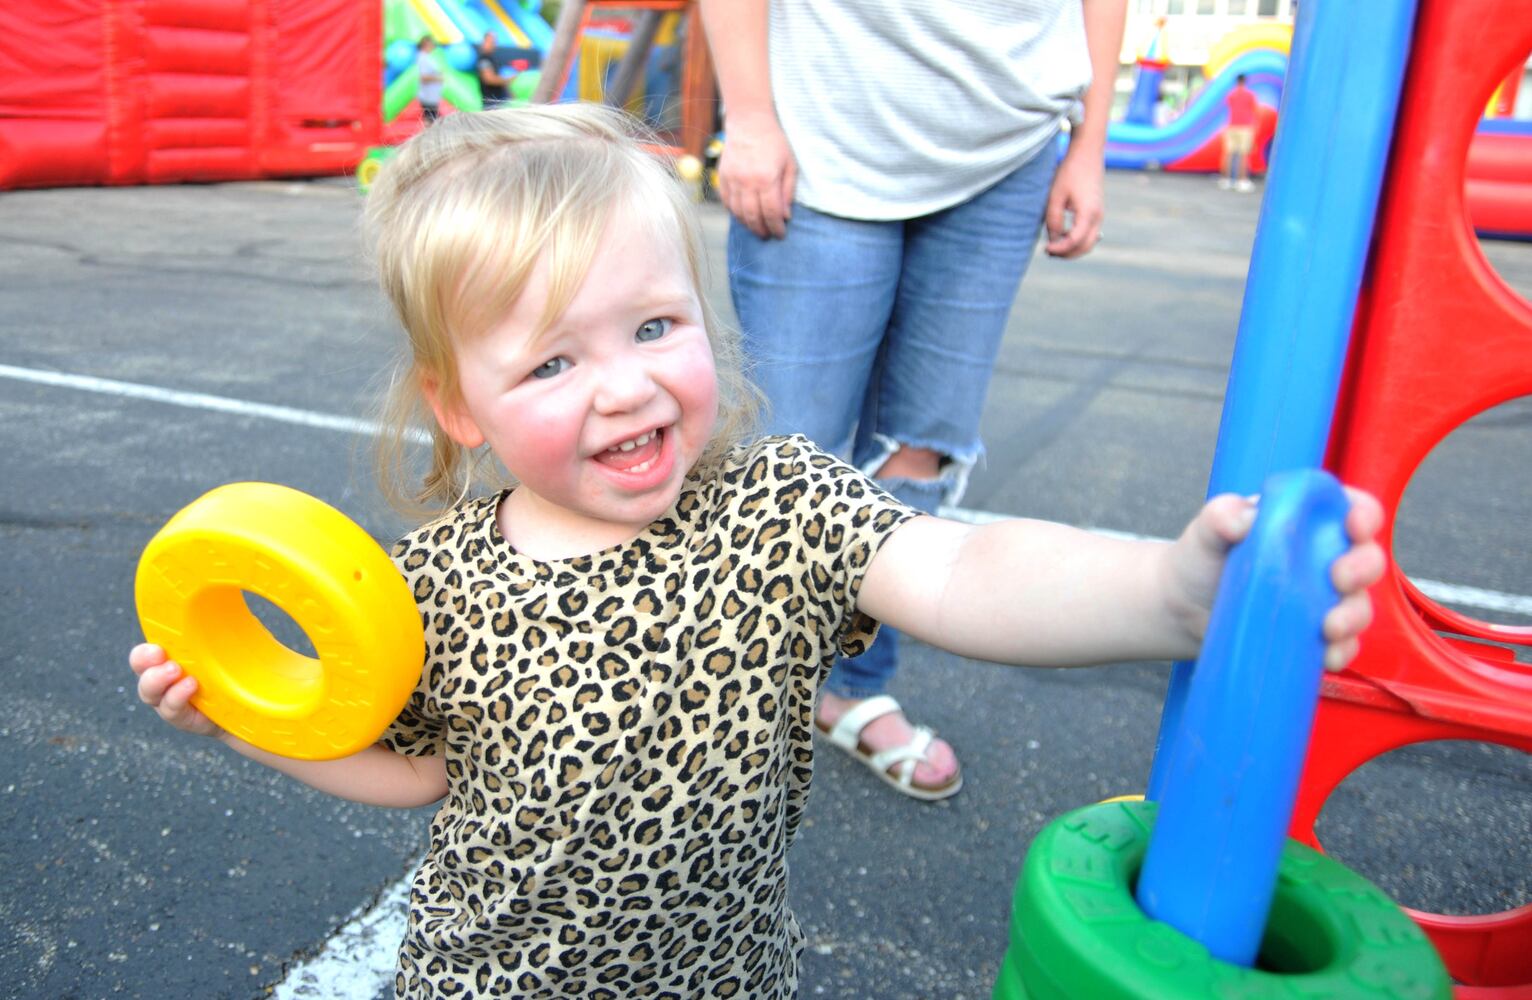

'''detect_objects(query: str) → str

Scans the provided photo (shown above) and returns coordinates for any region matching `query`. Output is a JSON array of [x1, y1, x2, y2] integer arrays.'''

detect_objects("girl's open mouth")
[[594, 427, 665, 475]]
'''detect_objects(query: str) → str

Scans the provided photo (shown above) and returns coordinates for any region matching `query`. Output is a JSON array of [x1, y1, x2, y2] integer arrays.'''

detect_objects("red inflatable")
[[0, 0, 380, 190], [1467, 131, 1532, 240]]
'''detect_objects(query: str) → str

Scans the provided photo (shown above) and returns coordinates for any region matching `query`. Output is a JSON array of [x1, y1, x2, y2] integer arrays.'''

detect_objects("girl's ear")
[[421, 374, 487, 448]]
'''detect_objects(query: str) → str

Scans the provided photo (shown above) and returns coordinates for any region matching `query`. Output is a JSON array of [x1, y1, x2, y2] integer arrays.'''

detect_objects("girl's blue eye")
[[636, 318, 672, 342], [531, 357, 570, 379]]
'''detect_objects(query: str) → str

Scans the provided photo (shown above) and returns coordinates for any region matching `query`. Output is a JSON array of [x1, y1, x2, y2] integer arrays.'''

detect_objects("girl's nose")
[[591, 358, 659, 414]]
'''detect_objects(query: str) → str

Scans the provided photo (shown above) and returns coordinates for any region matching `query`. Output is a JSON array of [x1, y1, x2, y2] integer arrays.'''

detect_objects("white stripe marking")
[[0, 363, 428, 442], [8, 360, 1532, 992], [269, 876, 410, 999], [1411, 579, 1532, 618], [7, 360, 1528, 618], [940, 508, 1532, 617]]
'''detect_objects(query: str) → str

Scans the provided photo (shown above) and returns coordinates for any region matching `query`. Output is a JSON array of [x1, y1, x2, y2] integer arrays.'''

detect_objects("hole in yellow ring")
[[184, 584, 325, 719]]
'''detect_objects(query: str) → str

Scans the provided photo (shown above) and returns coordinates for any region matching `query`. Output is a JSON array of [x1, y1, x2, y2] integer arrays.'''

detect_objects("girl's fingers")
[[137, 661, 182, 704], [1202, 493, 1257, 547], [1342, 487, 1384, 543], [130, 643, 216, 735], [158, 674, 200, 717], [1332, 541, 1386, 594], [128, 642, 167, 674], [1318, 488, 1386, 675], [1323, 636, 1360, 672], [1323, 591, 1374, 642]]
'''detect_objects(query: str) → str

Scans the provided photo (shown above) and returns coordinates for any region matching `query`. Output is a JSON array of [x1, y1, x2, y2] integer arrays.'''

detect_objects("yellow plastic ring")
[[135, 483, 424, 761]]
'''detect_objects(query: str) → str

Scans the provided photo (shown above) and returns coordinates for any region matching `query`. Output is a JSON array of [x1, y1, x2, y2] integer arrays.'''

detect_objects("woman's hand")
[[1044, 143, 1106, 259], [716, 111, 798, 240]]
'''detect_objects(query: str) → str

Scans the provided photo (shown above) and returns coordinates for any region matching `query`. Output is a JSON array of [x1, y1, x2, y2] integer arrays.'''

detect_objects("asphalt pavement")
[[2, 169, 1529, 1000]]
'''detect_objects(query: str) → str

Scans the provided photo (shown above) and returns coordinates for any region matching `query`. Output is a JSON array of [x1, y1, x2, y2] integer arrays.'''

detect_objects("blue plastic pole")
[[1136, 469, 1350, 965], [1146, 0, 1419, 801]]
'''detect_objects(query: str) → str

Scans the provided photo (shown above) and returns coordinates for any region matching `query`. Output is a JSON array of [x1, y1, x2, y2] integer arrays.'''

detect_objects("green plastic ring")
[[993, 799, 1450, 999]]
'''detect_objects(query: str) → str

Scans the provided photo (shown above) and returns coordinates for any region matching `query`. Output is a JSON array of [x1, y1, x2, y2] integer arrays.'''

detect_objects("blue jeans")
[[728, 143, 1057, 700]]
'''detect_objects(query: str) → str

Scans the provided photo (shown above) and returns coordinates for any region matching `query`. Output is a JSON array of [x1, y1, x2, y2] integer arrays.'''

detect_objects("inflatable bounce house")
[[0, 0, 383, 190], [1106, 19, 1532, 240], [359, 0, 698, 191], [376, 0, 683, 146], [1105, 21, 1286, 176], [1471, 67, 1532, 240], [379, 0, 551, 142]]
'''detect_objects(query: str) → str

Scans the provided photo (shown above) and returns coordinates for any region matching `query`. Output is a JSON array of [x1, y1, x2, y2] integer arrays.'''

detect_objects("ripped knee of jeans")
[[858, 434, 979, 512]]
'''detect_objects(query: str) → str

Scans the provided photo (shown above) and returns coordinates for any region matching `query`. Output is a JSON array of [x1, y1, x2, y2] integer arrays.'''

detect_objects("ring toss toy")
[[135, 483, 425, 760]]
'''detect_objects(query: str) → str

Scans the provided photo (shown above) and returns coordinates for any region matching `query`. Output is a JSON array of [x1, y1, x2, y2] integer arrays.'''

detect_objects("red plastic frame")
[[1293, 0, 1532, 992]]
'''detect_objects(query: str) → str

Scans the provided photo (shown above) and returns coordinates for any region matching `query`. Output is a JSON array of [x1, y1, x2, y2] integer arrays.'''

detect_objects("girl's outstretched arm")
[[130, 643, 448, 808], [856, 492, 1385, 670]]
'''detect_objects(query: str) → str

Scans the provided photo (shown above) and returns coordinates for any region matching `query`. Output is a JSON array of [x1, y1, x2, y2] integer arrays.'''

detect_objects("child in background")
[[130, 104, 1385, 1000], [416, 36, 443, 123]]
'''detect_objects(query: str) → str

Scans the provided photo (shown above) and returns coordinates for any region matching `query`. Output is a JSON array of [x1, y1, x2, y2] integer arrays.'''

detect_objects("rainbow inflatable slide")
[[1105, 23, 1287, 175]]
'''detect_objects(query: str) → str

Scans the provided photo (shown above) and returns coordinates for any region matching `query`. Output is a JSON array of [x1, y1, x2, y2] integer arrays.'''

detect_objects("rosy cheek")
[[513, 435, 573, 481], [681, 348, 719, 425], [500, 398, 585, 480]]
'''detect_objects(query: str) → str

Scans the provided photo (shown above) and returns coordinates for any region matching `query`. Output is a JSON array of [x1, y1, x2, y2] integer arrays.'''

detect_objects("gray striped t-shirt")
[[767, 0, 1091, 220]]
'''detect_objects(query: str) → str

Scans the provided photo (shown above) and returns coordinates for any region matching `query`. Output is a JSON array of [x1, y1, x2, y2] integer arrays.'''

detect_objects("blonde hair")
[[364, 103, 759, 515]]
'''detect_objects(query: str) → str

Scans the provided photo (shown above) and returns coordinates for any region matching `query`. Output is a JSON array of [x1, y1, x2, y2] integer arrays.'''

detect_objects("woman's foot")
[[815, 692, 962, 800]]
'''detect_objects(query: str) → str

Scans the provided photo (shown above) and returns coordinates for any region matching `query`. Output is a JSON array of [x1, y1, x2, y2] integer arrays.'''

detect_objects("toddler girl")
[[130, 104, 1384, 999]]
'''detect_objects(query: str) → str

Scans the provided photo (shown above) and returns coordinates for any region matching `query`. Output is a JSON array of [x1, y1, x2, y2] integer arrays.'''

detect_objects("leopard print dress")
[[380, 435, 915, 998]]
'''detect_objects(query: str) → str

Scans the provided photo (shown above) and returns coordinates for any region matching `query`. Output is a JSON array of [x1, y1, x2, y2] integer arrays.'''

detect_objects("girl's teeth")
[[609, 431, 653, 453]]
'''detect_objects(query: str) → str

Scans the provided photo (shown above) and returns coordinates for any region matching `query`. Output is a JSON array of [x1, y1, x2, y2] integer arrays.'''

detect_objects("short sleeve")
[[754, 435, 918, 658], [377, 531, 446, 757]]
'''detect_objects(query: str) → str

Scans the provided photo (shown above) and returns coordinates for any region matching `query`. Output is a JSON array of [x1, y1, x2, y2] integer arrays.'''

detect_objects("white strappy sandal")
[[815, 694, 963, 801]]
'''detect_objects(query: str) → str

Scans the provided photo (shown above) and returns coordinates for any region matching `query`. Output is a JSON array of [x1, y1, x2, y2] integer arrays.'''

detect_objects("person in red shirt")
[[1221, 74, 1258, 192]]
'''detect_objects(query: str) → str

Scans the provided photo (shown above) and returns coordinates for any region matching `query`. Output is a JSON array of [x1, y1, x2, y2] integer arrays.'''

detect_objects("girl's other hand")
[[129, 643, 224, 738]]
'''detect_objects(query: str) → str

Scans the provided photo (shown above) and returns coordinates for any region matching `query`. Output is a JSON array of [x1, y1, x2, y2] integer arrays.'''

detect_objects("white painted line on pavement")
[[0, 362, 428, 442], [1410, 579, 1532, 618], [9, 360, 1529, 618], [939, 507, 1532, 617], [8, 360, 1532, 993], [270, 876, 410, 999]]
